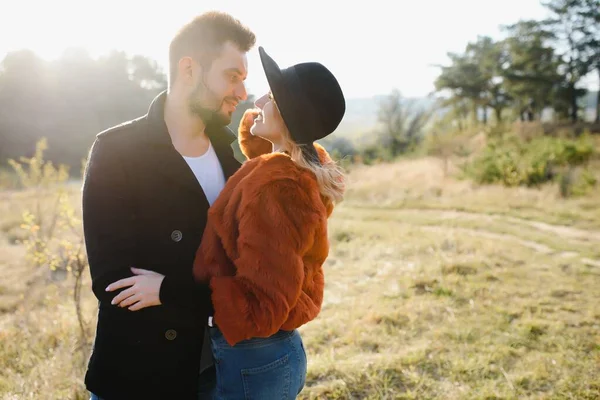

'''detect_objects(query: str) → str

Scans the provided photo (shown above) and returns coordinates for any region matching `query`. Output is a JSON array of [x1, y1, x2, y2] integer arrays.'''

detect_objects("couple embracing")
[[82, 10, 346, 400]]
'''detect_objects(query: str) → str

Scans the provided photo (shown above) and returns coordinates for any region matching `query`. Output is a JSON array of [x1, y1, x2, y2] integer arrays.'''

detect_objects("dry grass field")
[[1, 154, 599, 399]]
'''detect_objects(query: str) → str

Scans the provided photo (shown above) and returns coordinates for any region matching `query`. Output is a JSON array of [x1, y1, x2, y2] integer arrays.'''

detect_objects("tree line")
[[435, 0, 599, 125], [0, 47, 255, 173], [324, 0, 599, 165], [0, 0, 597, 172]]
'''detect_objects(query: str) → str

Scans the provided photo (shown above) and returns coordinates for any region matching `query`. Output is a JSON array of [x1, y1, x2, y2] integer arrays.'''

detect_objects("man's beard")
[[188, 78, 235, 128]]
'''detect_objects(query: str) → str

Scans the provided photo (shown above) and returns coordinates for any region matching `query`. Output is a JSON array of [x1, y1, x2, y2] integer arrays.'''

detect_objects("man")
[[82, 11, 256, 400]]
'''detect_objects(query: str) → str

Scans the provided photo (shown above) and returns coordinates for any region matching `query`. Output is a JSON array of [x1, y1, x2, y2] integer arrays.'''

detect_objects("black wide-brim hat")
[[258, 46, 346, 164]]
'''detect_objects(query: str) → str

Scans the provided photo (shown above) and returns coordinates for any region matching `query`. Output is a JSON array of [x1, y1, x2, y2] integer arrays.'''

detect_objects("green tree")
[[542, 0, 592, 122], [435, 36, 509, 125], [434, 51, 487, 124], [467, 36, 512, 123], [501, 20, 562, 121], [577, 0, 600, 121]]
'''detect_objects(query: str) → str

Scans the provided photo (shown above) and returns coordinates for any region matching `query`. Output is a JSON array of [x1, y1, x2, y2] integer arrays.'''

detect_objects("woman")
[[191, 46, 346, 399]]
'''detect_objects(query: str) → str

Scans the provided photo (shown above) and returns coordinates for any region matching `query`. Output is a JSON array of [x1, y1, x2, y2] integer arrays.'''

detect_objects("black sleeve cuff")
[[159, 274, 214, 316]]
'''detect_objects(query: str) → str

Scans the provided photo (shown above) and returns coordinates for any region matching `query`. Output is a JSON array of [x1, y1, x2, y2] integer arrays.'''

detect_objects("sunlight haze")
[[0, 0, 561, 99]]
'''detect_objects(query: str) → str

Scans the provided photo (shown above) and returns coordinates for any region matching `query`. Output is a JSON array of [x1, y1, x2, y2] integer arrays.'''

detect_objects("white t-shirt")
[[182, 141, 225, 373], [181, 141, 226, 205]]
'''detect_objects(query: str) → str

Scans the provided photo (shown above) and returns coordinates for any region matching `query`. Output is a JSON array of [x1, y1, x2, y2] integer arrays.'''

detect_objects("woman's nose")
[[254, 94, 269, 108]]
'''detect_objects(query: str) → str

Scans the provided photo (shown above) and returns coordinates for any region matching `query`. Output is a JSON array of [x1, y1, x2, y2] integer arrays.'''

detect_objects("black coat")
[[82, 91, 241, 400]]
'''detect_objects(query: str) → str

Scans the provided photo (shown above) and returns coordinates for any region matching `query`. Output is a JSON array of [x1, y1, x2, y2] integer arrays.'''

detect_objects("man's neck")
[[164, 91, 207, 142], [163, 91, 212, 157]]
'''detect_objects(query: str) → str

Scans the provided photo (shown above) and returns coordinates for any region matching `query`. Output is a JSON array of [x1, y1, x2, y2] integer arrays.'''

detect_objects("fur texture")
[[237, 108, 273, 159], [193, 109, 334, 346]]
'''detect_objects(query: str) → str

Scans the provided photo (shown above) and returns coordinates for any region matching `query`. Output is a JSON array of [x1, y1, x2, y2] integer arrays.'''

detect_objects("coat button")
[[165, 329, 177, 340], [171, 230, 182, 242]]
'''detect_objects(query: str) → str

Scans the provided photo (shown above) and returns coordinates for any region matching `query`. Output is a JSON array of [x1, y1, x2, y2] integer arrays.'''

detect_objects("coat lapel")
[[147, 142, 210, 201], [207, 125, 242, 181], [143, 90, 241, 204]]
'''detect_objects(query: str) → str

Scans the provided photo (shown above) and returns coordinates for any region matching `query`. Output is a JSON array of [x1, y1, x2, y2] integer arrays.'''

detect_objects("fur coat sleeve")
[[237, 108, 272, 159]]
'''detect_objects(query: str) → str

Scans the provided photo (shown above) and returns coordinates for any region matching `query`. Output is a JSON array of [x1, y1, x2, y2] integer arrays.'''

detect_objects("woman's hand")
[[106, 267, 165, 311]]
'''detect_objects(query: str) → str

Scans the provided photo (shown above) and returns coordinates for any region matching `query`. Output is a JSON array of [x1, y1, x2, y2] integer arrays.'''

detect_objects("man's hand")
[[106, 267, 165, 311]]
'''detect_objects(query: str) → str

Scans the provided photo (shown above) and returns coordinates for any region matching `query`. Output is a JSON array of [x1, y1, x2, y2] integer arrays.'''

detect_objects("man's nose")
[[235, 83, 248, 102]]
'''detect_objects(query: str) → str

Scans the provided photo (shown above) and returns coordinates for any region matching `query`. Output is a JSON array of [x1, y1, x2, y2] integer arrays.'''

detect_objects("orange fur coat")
[[192, 110, 335, 346]]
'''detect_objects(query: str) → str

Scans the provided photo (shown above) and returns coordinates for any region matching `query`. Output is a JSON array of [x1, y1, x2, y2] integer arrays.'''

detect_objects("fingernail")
[[105, 286, 110, 291]]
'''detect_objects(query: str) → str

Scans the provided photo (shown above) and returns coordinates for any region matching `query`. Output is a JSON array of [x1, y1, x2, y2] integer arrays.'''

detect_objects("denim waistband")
[[209, 326, 297, 349]]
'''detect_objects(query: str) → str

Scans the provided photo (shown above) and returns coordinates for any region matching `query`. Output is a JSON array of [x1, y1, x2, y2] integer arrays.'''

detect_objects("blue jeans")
[[208, 327, 307, 399]]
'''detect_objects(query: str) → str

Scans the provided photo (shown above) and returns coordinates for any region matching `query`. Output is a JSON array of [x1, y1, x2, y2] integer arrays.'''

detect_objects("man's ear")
[[177, 56, 197, 84]]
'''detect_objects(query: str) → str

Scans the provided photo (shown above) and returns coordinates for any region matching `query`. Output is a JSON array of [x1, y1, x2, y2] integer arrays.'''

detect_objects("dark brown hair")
[[168, 11, 256, 85]]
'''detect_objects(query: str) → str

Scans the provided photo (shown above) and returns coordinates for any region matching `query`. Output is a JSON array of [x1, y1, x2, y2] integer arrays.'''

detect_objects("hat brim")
[[258, 47, 286, 117]]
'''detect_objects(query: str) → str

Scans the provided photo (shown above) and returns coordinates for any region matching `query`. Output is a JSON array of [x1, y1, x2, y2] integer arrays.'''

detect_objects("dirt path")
[[417, 225, 555, 254], [344, 205, 600, 243], [338, 205, 600, 266]]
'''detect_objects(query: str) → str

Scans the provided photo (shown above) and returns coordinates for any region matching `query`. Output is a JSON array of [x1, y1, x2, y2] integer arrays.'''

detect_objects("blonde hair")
[[280, 127, 346, 205], [265, 98, 346, 205]]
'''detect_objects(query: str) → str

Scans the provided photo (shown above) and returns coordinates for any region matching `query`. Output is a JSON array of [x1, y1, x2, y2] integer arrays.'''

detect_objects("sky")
[[0, 0, 597, 99]]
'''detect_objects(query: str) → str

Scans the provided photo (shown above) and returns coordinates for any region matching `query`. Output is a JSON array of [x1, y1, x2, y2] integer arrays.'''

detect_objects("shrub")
[[8, 138, 90, 343], [464, 132, 596, 193], [423, 131, 473, 176]]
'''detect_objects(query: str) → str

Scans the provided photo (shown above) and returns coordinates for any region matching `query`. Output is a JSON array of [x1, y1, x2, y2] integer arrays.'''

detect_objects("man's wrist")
[[158, 274, 214, 313], [158, 275, 177, 305]]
